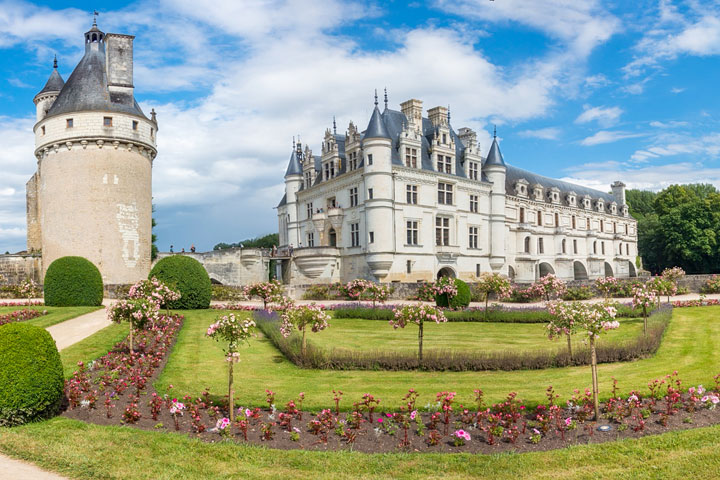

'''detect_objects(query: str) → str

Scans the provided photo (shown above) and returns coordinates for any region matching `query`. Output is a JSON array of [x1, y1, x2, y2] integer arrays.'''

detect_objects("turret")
[[33, 57, 64, 122], [484, 127, 507, 271], [362, 91, 394, 279], [283, 140, 304, 248]]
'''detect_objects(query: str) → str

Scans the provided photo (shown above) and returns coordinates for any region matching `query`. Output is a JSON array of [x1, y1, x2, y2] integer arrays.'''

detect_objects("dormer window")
[[323, 161, 335, 181], [442, 133, 447, 144], [514, 179, 529, 197], [548, 187, 560, 204], [533, 184, 544, 202], [348, 151, 359, 170], [583, 196, 591, 209], [622, 205, 629, 217], [566, 191, 577, 206], [609, 202, 617, 214], [405, 147, 418, 168], [596, 199, 605, 212], [468, 161, 479, 180], [437, 155, 452, 174]]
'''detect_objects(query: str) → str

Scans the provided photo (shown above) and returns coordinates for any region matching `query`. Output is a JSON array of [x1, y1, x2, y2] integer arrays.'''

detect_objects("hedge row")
[[255, 306, 672, 372]]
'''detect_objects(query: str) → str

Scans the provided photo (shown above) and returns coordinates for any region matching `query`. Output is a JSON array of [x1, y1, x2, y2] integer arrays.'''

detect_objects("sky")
[[2, 0, 720, 253]]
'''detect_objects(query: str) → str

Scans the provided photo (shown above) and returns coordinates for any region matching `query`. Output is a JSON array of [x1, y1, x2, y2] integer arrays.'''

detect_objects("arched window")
[[524, 236, 530, 253]]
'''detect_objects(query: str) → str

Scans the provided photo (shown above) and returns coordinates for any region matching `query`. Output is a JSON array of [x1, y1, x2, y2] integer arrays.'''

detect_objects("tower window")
[[150, 128, 155, 139], [367, 154, 373, 165], [41, 126, 46, 135], [66, 118, 73, 128], [537, 211, 542, 225], [368, 188, 374, 200], [369, 232, 374, 244], [103, 117, 113, 127], [132, 121, 139, 130]]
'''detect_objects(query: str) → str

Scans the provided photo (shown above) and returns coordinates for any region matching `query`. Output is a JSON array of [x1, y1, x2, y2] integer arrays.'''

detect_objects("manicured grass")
[[0, 306, 100, 329], [2, 417, 720, 479], [59, 323, 128, 378], [311, 317, 643, 354]]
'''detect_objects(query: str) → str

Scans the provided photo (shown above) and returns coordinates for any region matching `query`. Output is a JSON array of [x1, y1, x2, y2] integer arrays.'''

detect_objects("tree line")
[[213, 233, 279, 251]]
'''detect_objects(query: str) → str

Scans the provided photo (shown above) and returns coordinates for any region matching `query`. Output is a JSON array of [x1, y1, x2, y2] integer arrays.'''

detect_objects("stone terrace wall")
[[154, 249, 269, 287], [0, 254, 41, 284]]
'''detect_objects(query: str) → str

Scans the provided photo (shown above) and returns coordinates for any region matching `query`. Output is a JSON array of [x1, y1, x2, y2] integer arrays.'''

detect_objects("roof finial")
[[384, 87, 388, 110], [150, 108, 157, 123], [447, 105, 451, 124], [53, 55, 58, 69], [493, 125, 497, 139], [374, 89, 378, 107], [333, 116, 337, 135], [92, 10, 99, 26], [292, 136, 295, 149]]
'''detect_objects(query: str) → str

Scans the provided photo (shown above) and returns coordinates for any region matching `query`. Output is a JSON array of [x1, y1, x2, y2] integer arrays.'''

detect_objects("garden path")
[[0, 300, 113, 480]]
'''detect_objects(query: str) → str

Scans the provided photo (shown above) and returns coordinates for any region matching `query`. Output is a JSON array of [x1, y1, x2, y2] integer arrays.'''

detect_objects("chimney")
[[400, 99, 423, 128], [611, 181, 626, 205], [457, 127, 477, 149], [105, 33, 135, 107], [427, 106, 448, 128]]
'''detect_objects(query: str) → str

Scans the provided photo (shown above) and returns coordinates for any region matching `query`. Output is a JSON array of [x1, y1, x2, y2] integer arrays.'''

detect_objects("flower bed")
[[255, 307, 672, 371], [0, 300, 44, 307], [0, 308, 48, 326]]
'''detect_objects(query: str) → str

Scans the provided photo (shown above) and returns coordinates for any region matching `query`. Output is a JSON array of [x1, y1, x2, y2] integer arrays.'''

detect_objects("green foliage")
[[214, 233, 279, 250], [151, 204, 158, 261], [43, 256, 103, 307], [333, 307, 553, 323], [0, 323, 64, 426], [561, 286, 594, 301], [627, 184, 720, 274], [435, 279, 471, 309], [149, 255, 211, 309]]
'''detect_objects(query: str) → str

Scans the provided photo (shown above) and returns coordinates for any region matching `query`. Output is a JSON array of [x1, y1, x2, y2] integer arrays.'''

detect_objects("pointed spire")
[[333, 116, 337, 135], [447, 105, 451, 124], [374, 89, 378, 107], [36, 57, 65, 98], [384, 87, 388, 110], [493, 125, 497, 139], [364, 103, 391, 140], [53, 55, 58, 69], [285, 137, 303, 177], [485, 128, 506, 168]]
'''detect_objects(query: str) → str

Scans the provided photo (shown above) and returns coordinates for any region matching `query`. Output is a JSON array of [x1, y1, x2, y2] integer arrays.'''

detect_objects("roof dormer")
[[582, 195, 592, 210], [566, 191, 577, 207], [532, 183, 544, 202], [547, 186, 561, 204], [514, 178, 529, 197]]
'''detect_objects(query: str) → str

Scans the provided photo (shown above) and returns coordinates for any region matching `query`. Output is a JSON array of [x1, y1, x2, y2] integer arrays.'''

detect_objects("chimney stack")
[[427, 106, 448, 128], [105, 33, 135, 106], [400, 99, 423, 128]]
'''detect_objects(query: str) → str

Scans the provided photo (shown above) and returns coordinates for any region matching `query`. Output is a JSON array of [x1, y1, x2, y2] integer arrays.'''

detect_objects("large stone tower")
[[27, 20, 157, 285]]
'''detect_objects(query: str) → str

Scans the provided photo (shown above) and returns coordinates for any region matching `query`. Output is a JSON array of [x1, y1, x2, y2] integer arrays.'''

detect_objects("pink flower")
[[410, 410, 417, 420], [377, 418, 383, 423]]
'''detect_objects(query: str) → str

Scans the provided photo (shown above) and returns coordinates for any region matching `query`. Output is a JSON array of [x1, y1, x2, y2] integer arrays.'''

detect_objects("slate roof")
[[484, 137, 505, 167], [45, 37, 146, 119], [505, 165, 615, 204], [364, 106, 391, 139], [36, 66, 64, 96], [284, 149, 302, 177]]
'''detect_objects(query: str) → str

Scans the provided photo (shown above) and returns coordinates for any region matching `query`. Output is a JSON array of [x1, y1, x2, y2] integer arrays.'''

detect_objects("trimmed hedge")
[[436, 278, 471, 309], [257, 306, 672, 372], [149, 255, 211, 309], [44, 256, 103, 307], [332, 307, 554, 323], [0, 323, 64, 426]]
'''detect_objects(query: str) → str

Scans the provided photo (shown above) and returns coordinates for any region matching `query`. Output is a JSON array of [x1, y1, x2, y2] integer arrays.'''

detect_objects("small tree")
[[546, 301, 578, 359], [650, 276, 675, 306], [661, 266, 685, 302], [206, 313, 256, 422], [632, 284, 656, 335], [548, 301, 619, 419], [594, 276, 618, 300], [245, 280, 284, 309], [279, 304, 330, 357], [530, 274, 567, 303], [107, 297, 159, 353], [390, 304, 447, 362], [365, 282, 390, 307], [431, 277, 458, 306], [475, 273, 512, 318]]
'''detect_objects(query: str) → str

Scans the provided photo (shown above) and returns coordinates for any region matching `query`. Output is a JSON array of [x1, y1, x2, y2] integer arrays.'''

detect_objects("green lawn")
[[157, 307, 718, 410], [1, 417, 720, 479], [0, 305, 100, 329], [59, 323, 128, 377], [311, 317, 644, 354]]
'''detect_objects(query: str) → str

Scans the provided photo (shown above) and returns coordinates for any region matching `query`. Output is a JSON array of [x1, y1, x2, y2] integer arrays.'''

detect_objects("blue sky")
[[2, 0, 720, 253]]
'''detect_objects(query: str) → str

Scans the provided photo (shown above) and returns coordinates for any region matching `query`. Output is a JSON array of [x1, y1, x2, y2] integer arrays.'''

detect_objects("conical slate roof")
[[46, 41, 146, 119], [285, 148, 302, 177], [363, 106, 391, 140], [36, 66, 64, 96], [485, 137, 506, 167]]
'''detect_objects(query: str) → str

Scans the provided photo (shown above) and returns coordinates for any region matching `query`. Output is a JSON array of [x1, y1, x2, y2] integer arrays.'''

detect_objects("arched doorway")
[[328, 228, 337, 247], [539, 262, 555, 278], [628, 261, 637, 277], [508, 265, 516, 280], [604, 262, 614, 277], [573, 261, 588, 281], [437, 267, 456, 279]]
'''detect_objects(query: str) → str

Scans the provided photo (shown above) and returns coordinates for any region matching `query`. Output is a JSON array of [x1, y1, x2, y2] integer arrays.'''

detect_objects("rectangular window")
[[305, 172, 312, 188], [438, 182, 453, 205], [600, 221, 604, 232], [519, 207, 525, 223], [132, 120, 139, 131], [103, 117, 112, 127], [327, 197, 336, 208], [349, 187, 358, 207], [538, 238, 544, 254], [573, 239, 578, 254], [572, 215, 576, 229], [150, 128, 154, 139], [468, 161, 479, 180], [349, 151, 358, 170], [66, 118, 73, 128], [307, 232, 314, 247], [435, 217, 450, 246], [306, 202, 313, 219], [41, 126, 46, 135], [368, 188, 374, 200], [351, 223, 360, 247], [468, 226, 479, 249], [476, 264, 481, 277], [405, 147, 417, 168], [537, 211, 543, 225], [406, 184, 418, 204], [469, 195, 478, 213], [586, 218, 590, 230], [555, 213, 559, 226], [601, 242, 605, 255], [367, 154, 373, 165], [407, 260, 412, 274], [437, 155, 452, 173], [369, 232, 374, 243], [324, 163, 330, 181], [406, 221, 418, 245]]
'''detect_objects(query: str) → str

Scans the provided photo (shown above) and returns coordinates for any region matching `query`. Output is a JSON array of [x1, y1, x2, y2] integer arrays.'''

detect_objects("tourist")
[[289, 244, 294, 257], [190, 244, 196, 253], [272, 244, 277, 257], [170, 244, 174, 253], [181, 247, 185, 253]]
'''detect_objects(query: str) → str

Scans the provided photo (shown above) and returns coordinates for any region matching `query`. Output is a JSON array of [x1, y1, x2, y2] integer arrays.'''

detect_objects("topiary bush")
[[149, 255, 211, 309], [0, 323, 64, 426], [44, 256, 103, 306], [436, 278, 471, 309]]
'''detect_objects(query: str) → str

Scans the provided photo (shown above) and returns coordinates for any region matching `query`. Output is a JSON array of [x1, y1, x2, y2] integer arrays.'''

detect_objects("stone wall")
[[0, 254, 42, 284], [154, 249, 269, 286]]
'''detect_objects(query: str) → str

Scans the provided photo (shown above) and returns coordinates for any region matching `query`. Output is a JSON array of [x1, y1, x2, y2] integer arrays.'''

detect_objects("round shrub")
[[149, 255, 211, 309], [44, 256, 103, 306], [435, 278, 471, 309], [0, 323, 64, 426]]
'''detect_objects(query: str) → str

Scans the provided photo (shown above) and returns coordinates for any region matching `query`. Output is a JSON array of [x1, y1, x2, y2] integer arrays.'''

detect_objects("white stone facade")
[[278, 97, 638, 284]]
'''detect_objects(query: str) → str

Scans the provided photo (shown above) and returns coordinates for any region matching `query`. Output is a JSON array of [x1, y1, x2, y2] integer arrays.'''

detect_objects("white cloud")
[[670, 87, 685, 93], [0, 0, 86, 49], [580, 130, 643, 146], [575, 105, 623, 127], [518, 127, 561, 140], [629, 132, 720, 162], [649, 120, 689, 129]]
